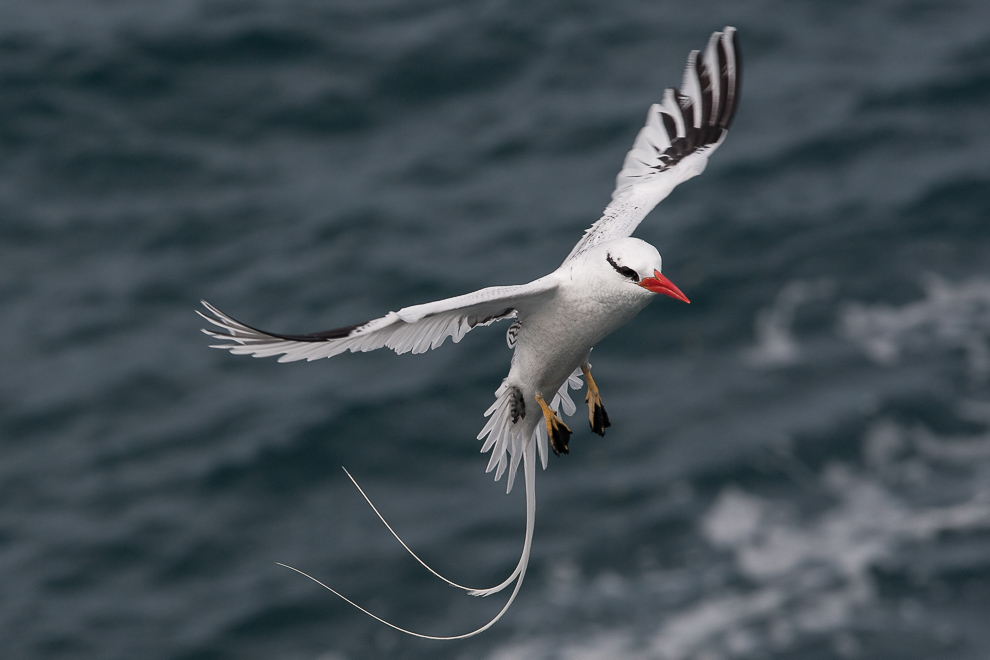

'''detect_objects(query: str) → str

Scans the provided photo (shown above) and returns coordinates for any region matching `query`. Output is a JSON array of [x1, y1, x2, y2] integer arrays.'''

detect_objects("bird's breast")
[[508, 287, 650, 398]]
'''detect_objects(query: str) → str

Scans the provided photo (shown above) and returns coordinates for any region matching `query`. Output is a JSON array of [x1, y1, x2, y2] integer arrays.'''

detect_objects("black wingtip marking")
[[696, 49, 713, 127], [650, 28, 740, 173], [674, 96, 697, 150], [266, 321, 366, 342], [660, 112, 677, 141], [715, 35, 730, 130], [723, 29, 741, 130], [201, 301, 368, 342]]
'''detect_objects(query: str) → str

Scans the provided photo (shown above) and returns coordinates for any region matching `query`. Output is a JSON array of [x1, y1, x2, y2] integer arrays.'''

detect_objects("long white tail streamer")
[[340, 467, 523, 597], [277, 437, 537, 640]]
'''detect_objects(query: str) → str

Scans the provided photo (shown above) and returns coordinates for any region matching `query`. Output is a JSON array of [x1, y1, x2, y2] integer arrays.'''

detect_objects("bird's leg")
[[582, 365, 611, 437], [535, 393, 572, 456]]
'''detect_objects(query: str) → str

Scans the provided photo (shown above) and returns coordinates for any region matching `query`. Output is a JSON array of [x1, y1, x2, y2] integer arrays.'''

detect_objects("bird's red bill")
[[638, 270, 690, 303]]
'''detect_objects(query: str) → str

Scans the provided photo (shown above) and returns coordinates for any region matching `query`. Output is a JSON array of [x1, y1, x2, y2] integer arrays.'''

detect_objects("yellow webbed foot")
[[535, 393, 572, 456], [582, 365, 611, 437]]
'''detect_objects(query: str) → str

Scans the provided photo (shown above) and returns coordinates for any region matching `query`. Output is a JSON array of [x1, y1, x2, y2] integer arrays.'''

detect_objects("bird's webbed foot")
[[535, 393, 572, 456], [581, 365, 611, 437]]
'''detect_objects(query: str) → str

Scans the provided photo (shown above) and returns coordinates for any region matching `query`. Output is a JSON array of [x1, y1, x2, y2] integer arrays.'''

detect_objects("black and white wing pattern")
[[563, 27, 740, 264], [199, 276, 559, 363]]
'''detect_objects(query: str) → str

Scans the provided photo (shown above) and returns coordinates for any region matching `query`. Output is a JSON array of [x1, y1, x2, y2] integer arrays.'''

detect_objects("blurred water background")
[[2, 1, 990, 658]]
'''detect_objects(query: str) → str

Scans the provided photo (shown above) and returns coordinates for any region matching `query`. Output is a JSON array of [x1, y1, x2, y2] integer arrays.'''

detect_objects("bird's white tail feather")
[[277, 437, 538, 640], [466, 436, 535, 599], [479, 368, 583, 490], [275, 372, 574, 634], [327, 370, 578, 604]]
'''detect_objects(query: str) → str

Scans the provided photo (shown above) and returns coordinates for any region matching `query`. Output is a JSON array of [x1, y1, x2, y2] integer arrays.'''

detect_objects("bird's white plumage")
[[198, 27, 740, 640], [199, 275, 559, 363]]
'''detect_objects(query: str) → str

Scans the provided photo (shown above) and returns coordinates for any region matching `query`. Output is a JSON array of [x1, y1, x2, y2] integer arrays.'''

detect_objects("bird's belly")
[[508, 296, 646, 399]]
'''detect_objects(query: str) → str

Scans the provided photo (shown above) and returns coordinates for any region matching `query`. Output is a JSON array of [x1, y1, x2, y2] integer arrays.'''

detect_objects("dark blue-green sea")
[[3, 1, 990, 658]]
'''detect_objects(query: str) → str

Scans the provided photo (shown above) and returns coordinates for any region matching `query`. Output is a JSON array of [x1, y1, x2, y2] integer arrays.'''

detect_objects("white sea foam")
[[743, 279, 834, 368], [745, 275, 990, 382], [648, 464, 988, 659], [840, 275, 990, 383]]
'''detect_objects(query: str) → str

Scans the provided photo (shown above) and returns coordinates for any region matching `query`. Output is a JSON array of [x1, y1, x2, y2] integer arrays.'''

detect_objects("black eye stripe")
[[606, 253, 639, 281]]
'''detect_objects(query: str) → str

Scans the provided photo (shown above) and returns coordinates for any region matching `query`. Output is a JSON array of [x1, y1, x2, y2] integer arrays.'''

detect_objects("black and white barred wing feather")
[[199, 276, 559, 363], [563, 27, 740, 264]]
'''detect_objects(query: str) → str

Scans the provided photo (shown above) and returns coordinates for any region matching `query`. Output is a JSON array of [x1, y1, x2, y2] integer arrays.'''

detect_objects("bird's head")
[[600, 238, 689, 304]]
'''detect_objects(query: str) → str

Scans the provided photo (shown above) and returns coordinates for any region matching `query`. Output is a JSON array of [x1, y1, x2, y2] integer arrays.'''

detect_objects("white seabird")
[[199, 26, 740, 639]]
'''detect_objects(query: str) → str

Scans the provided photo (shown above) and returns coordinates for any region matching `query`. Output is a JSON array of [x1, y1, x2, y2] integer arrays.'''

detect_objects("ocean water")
[[2, 1, 990, 658]]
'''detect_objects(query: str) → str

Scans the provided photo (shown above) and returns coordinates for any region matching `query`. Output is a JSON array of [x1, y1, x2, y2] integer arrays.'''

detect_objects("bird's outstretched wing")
[[562, 27, 740, 264], [199, 276, 559, 363]]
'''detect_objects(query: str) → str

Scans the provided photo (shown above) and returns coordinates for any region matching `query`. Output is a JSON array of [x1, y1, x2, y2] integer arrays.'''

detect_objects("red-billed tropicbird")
[[199, 26, 740, 639]]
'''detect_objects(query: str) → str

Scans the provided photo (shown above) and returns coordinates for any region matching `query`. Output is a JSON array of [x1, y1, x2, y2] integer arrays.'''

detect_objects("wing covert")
[[563, 27, 740, 264]]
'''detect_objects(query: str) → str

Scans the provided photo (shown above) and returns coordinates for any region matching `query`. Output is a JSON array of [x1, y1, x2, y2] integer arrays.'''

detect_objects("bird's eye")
[[606, 254, 639, 281]]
